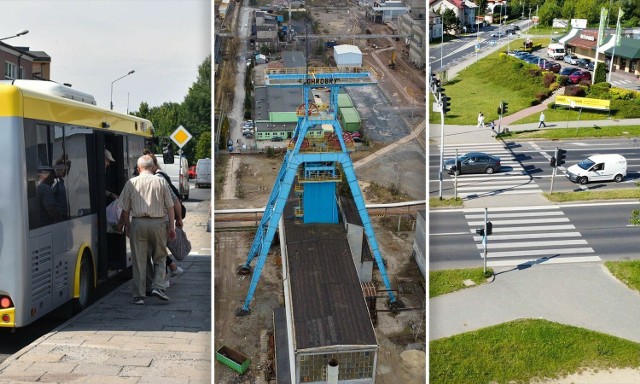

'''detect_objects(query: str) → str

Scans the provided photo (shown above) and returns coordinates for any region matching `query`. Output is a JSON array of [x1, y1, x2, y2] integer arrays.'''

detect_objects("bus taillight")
[[0, 296, 12, 309]]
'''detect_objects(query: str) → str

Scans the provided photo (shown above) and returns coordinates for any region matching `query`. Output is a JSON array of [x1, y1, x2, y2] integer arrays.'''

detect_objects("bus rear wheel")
[[73, 253, 94, 313]]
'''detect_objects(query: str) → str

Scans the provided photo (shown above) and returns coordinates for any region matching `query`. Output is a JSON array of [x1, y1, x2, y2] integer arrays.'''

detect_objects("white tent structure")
[[333, 44, 362, 67]]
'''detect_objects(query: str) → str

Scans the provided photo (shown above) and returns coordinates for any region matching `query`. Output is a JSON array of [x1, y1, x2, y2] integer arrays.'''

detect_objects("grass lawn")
[[545, 189, 640, 202], [499, 125, 640, 139], [429, 197, 463, 208], [605, 260, 640, 292], [510, 105, 614, 125], [429, 38, 554, 126], [429, 267, 493, 297], [430, 319, 640, 384]]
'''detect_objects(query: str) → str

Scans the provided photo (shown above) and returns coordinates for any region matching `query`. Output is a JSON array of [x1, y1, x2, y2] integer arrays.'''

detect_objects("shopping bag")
[[167, 227, 191, 261]]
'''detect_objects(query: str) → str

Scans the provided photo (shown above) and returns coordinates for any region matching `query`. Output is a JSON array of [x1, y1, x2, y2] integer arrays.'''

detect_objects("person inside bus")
[[105, 149, 119, 201], [143, 149, 185, 285], [37, 166, 64, 226], [52, 157, 70, 220], [117, 155, 176, 305]]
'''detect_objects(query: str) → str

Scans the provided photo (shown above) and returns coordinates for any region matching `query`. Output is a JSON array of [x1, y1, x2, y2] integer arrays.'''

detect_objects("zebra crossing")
[[442, 143, 543, 198], [609, 78, 640, 90], [465, 206, 601, 268]]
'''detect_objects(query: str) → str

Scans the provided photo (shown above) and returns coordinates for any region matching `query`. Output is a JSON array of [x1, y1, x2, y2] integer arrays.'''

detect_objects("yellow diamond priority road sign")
[[170, 125, 192, 148]]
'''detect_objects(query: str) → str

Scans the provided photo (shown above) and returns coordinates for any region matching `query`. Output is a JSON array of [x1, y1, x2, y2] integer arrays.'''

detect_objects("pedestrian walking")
[[477, 112, 485, 128], [538, 112, 547, 128], [118, 155, 176, 305]]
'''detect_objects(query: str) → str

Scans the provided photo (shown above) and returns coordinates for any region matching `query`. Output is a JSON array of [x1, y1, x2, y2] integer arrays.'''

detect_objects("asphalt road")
[[430, 201, 640, 271], [429, 138, 640, 198]]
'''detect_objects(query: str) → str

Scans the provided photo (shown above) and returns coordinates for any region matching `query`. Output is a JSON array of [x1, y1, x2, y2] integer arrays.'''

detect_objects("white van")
[[547, 43, 566, 60], [565, 154, 627, 184], [155, 154, 190, 200], [195, 158, 212, 188]]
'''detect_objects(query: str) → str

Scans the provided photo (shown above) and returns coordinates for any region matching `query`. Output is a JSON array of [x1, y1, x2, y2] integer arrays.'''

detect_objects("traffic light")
[[549, 156, 556, 167], [556, 148, 567, 166], [486, 221, 493, 236], [501, 101, 509, 115], [441, 94, 451, 115]]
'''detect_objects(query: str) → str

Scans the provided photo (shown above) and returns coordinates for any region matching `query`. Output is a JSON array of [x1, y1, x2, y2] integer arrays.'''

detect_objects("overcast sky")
[[3, 0, 211, 112]]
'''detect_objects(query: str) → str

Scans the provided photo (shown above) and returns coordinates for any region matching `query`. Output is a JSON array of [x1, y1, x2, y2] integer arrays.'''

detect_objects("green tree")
[[194, 131, 211, 160], [181, 55, 212, 162], [539, 0, 562, 26], [594, 63, 607, 83], [561, 0, 576, 19], [574, 0, 601, 25], [441, 8, 460, 35]]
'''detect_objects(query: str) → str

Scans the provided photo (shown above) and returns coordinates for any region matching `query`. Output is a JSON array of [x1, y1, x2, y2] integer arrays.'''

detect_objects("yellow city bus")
[[0, 80, 154, 328]]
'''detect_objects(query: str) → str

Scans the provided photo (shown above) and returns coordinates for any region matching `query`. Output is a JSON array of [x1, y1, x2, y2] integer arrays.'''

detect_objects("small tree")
[[441, 8, 460, 35], [594, 63, 607, 84]]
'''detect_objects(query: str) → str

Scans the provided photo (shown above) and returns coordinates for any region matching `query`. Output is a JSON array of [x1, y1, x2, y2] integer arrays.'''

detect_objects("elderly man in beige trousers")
[[118, 155, 176, 305]]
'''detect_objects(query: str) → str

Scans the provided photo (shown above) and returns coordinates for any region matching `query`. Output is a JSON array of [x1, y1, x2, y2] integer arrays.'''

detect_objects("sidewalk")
[[0, 200, 212, 384]]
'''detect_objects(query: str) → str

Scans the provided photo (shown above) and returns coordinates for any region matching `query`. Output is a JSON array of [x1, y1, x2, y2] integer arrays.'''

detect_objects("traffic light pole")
[[483, 208, 488, 275], [439, 100, 445, 200], [549, 166, 557, 194]]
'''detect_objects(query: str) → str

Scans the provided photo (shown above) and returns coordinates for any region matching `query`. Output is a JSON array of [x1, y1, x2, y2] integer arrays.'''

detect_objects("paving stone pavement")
[[0, 199, 212, 384]]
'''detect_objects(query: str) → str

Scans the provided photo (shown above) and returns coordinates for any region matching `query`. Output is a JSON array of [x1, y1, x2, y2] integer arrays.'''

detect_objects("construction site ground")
[[214, 1, 426, 382]]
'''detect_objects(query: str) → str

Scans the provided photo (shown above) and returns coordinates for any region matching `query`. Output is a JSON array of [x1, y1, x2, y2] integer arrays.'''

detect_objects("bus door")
[[90, 132, 128, 279]]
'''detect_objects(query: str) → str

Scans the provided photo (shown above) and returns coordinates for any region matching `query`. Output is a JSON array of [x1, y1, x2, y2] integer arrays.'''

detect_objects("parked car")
[[272, 136, 284, 142], [515, 51, 530, 59], [539, 60, 561, 73], [508, 50, 522, 57], [524, 56, 540, 65], [577, 58, 592, 68], [565, 154, 627, 184], [188, 165, 197, 180], [564, 54, 579, 65], [559, 67, 581, 76], [568, 70, 592, 83], [195, 158, 212, 188], [443, 152, 502, 175]]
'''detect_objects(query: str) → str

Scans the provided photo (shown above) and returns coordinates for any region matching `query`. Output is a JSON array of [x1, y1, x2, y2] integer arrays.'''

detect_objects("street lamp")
[[0, 29, 29, 41], [110, 70, 135, 111]]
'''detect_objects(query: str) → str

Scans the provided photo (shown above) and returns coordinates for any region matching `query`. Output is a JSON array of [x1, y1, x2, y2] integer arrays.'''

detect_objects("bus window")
[[25, 123, 73, 229], [63, 125, 92, 218]]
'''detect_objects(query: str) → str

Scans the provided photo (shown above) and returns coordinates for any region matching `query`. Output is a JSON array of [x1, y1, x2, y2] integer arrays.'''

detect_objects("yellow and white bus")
[[0, 80, 154, 328]]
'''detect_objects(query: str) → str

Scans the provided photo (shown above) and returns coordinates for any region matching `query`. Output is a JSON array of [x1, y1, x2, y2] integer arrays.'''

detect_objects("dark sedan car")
[[559, 67, 581, 76], [444, 152, 502, 175], [539, 60, 561, 73], [577, 58, 592, 68]]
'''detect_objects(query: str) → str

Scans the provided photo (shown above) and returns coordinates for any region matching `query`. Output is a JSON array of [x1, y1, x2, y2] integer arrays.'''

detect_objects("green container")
[[216, 345, 251, 374]]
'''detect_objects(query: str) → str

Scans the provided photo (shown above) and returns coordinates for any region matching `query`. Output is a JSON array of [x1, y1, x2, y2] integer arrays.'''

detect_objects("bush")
[[565, 85, 586, 97], [588, 82, 612, 99], [555, 74, 569, 86], [611, 99, 640, 118], [549, 82, 560, 92], [499, 52, 508, 61], [512, 61, 524, 70], [527, 67, 542, 77], [610, 88, 639, 100], [543, 73, 556, 88]]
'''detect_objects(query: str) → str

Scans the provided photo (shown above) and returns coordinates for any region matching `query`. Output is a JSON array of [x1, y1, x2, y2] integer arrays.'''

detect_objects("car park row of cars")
[[509, 50, 594, 83]]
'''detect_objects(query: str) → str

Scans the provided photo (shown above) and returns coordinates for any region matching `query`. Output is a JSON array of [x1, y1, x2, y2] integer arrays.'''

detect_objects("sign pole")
[[483, 208, 488, 275]]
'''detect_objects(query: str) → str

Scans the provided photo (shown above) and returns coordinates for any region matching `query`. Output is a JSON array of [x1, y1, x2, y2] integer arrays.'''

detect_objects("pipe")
[[327, 359, 339, 384]]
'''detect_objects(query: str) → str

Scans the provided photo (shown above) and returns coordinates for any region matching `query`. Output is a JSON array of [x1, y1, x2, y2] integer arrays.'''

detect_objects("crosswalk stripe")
[[475, 239, 589, 249], [465, 211, 565, 219], [468, 218, 570, 226], [475, 224, 576, 232], [472, 232, 582, 240], [487, 255, 602, 267], [458, 184, 540, 192], [486, 247, 595, 258]]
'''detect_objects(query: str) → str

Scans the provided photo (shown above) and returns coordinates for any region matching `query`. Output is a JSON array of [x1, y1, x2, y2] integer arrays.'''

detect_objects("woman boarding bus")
[[0, 80, 154, 328]]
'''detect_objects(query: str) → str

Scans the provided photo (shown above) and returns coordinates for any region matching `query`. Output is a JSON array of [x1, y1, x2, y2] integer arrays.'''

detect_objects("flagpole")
[[608, 8, 623, 82]]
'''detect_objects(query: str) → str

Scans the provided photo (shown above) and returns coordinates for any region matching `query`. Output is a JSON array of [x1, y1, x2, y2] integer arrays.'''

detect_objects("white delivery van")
[[565, 154, 627, 185], [195, 158, 212, 188], [156, 154, 190, 200], [547, 43, 566, 60]]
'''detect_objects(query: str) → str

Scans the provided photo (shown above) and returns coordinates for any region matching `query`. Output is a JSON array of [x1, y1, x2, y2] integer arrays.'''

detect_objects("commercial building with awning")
[[603, 37, 640, 75]]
